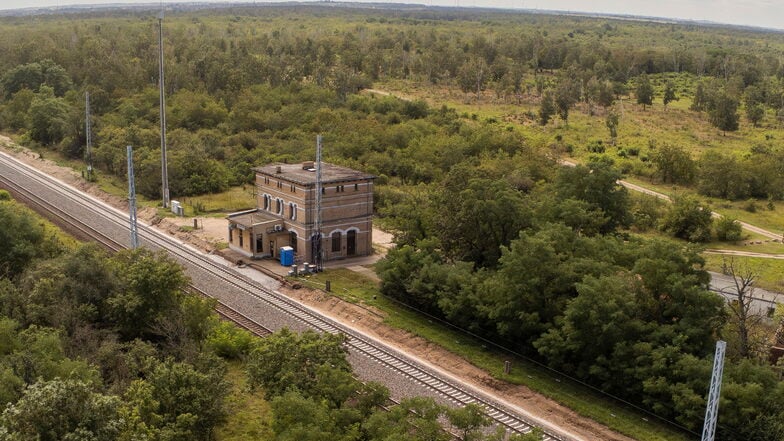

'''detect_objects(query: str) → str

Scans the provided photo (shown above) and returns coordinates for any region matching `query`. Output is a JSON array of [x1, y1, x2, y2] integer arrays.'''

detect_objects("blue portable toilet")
[[280, 246, 294, 266]]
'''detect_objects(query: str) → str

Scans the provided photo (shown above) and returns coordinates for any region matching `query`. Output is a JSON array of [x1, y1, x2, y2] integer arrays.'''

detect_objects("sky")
[[0, 0, 782, 31]]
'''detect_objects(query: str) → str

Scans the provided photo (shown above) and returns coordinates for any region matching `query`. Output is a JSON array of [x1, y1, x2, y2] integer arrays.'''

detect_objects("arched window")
[[262, 194, 270, 211], [331, 231, 341, 252], [289, 202, 297, 220], [276, 198, 283, 215]]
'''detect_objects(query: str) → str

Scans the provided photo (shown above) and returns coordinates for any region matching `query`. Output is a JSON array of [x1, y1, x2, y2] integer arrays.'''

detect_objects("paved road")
[[708, 271, 781, 316]]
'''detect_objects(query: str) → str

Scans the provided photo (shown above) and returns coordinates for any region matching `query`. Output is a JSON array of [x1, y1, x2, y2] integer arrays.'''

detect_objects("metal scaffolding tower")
[[701, 340, 726, 441], [84, 91, 93, 181], [158, 11, 170, 208], [127, 145, 139, 249]]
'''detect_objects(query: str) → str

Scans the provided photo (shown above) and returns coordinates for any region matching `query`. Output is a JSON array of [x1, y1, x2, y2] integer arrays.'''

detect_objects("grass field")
[[294, 268, 693, 441], [215, 362, 273, 441]]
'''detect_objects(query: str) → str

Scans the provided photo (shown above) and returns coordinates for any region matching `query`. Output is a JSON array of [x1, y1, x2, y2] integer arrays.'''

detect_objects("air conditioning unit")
[[274, 225, 283, 232]]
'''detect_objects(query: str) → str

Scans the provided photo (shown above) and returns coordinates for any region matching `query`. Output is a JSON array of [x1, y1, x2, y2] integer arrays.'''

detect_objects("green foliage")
[[635, 74, 654, 109], [554, 158, 630, 233], [652, 144, 695, 185], [1, 59, 71, 98], [108, 248, 188, 340], [538, 91, 556, 125], [0, 379, 121, 441], [659, 195, 713, 242], [246, 328, 350, 400], [709, 92, 740, 133], [714, 216, 743, 242], [27, 85, 70, 145], [662, 81, 677, 108], [0, 199, 55, 279], [207, 320, 255, 359], [605, 111, 619, 144]]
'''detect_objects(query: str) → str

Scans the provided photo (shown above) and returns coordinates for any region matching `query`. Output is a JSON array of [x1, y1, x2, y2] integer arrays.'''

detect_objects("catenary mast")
[[158, 10, 170, 208]]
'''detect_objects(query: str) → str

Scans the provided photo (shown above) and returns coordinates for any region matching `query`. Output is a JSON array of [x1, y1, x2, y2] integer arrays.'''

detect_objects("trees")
[[635, 74, 654, 109], [662, 81, 677, 109], [709, 92, 740, 133], [538, 91, 556, 125], [246, 328, 350, 399], [659, 195, 713, 242], [605, 111, 619, 145], [554, 158, 630, 233], [0, 379, 120, 441], [714, 216, 743, 242], [27, 86, 70, 145], [651, 144, 695, 185], [0, 198, 55, 279], [108, 248, 188, 340]]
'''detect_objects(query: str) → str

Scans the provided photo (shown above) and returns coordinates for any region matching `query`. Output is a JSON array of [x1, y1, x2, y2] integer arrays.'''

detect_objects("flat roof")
[[226, 209, 281, 227], [254, 162, 375, 186]]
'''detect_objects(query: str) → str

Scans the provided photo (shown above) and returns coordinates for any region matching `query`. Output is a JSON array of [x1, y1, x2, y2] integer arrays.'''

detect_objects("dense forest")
[[0, 191, 546, 441], [2, 4, 784, 440]]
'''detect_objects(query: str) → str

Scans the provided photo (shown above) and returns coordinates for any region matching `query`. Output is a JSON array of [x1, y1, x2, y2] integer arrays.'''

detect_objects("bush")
[[715, 216, 743, 242], [586, 140, 605, 153], [207, 321, 256, 359], [659, 195, 713, 242]]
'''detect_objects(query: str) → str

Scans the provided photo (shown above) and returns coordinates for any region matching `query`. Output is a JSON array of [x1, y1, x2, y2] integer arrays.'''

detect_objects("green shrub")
[[715, 216, 743, 242], [207, 321, 256, 359]]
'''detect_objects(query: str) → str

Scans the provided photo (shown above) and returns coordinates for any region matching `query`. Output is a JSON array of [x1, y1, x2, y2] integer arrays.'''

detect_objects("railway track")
[[0, 151, 572, 441]]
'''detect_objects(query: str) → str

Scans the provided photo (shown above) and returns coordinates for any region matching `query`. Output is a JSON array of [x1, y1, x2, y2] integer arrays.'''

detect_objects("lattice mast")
[[84, 92, 93, 181], [127, 145, 139, 249], [701, 340, 726, 441], [313, 135, 324, 271], [158, 11, 170, 208]]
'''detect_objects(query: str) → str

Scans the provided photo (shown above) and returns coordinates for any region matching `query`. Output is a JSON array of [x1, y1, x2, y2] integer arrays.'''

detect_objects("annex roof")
[[226, 209, 281, 228], [254, 162, 375, 186]]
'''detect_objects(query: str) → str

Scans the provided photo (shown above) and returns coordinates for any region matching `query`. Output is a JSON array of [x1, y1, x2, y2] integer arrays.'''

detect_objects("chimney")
[[276, 165, 282, 174], [302, 161, 314, 170]]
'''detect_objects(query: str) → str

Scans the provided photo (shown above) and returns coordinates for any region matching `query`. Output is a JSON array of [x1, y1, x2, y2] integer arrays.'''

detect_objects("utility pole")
[[158, 11, 170, 208], [312, 135, 323, 271], [84, 91, 93, 181], [701, 340, 726, 441], [127, 145, 139, 249]]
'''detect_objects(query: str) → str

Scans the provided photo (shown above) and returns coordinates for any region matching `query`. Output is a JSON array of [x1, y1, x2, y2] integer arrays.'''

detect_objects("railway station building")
[[226, 162, 375, 264]]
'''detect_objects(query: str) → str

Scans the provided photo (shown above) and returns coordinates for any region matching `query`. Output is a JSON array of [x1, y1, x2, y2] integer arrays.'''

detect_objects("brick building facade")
[[226, 162, 374, 263]]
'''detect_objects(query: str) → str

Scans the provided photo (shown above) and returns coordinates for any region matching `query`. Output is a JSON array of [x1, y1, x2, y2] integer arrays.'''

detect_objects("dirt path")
[[0, 135, 636, 441]]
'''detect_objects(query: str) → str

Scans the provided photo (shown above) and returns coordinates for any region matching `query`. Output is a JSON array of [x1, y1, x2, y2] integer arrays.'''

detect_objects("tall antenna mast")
[[158, 10, 170, 208], [313, 135, 323, 271], [701, 340, 726, 441], [84, 91, 93, 181], [127, 145, 139, 249]]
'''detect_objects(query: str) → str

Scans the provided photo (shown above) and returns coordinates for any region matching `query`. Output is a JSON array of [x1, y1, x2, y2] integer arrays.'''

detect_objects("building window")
[[354, 183, 359, 191], [336, 185, 345, 192], [290, 231, 298, 253], [229, 228, 233, 242], [276, 198, 283, 215], [289, 203, 297, 220], [264, 177, 269, 184], [331, 231, 341, 252], [239, 231, 243, 247], [263, 194, 271, 211], [321, 187, 325, 195], [290, 184, 296, 192], [277, 181, 282, 189]]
